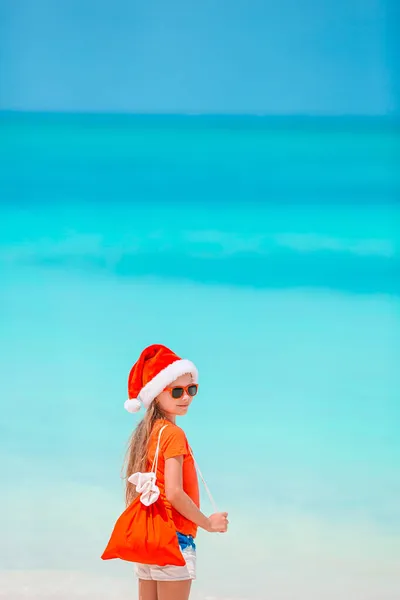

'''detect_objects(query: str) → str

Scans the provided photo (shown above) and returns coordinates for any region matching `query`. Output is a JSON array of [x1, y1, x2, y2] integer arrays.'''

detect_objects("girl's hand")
[[207, 512, 229, 533]]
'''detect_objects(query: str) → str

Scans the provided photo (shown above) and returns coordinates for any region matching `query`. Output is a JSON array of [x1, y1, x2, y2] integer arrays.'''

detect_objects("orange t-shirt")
[[147, 420, 200, 538]]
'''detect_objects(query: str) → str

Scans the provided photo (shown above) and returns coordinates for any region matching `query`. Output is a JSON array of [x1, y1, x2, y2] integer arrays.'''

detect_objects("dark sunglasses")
[[163, 384, 199, 399]]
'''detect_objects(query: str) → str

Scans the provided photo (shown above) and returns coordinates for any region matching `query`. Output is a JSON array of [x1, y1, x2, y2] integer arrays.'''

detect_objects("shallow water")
[[0, 113, 399, 599]]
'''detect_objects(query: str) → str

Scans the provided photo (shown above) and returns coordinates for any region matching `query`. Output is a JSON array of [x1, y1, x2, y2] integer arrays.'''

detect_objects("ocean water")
[[0, 113, 399, 600]]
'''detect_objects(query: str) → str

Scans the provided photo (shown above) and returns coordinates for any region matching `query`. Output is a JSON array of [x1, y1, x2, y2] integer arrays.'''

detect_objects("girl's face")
[[155, 373, 197, 420]]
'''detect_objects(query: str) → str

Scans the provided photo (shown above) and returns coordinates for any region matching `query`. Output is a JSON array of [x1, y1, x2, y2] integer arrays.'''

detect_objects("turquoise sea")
[[0, 113, 399, 600]]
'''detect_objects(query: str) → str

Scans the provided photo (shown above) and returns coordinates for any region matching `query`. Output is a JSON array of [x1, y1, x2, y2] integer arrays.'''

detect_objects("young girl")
[[123, 344, 228, 600]]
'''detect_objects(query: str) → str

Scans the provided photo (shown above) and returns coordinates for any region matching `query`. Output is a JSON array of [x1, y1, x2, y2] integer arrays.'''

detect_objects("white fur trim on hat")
[[124, 398, 142, 413], [125, 358, 198, 413]]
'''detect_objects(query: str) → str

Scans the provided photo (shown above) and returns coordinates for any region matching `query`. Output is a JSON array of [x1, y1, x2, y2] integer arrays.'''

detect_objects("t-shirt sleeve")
[[161, 426, 188, 460]]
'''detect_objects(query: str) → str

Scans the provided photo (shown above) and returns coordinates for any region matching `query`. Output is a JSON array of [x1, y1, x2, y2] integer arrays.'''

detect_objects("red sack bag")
[[101, 494, 185, 566], [101, 425, 185, 567]]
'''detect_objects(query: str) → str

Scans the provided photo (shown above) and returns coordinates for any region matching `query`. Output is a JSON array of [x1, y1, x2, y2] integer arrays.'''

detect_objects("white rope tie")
[[190, 449, 218, 512], [150, 424, 168, 475], [149, 424, 218, 512]]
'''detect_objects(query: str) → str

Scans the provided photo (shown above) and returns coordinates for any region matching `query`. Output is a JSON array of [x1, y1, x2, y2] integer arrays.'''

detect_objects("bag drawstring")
[[149, 423, 218, 513], [150, 424, 168, 475], [190, 449, 219, 513]]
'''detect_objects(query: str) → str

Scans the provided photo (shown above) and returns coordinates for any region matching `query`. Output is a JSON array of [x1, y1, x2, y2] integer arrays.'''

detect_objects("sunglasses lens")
[[171, 387, 184, 399], [188, 385, 198, 397]]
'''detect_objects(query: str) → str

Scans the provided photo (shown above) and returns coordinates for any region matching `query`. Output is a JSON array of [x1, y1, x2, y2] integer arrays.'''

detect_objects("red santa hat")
[[124, 344, 198, 413]]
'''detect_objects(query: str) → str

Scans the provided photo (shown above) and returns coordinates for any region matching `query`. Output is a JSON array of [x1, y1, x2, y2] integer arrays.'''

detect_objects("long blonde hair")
[[122, 401, 168, 506]]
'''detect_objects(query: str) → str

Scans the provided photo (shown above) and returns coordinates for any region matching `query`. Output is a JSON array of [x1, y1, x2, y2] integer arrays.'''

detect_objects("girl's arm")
[[164, 456, 228, 533]]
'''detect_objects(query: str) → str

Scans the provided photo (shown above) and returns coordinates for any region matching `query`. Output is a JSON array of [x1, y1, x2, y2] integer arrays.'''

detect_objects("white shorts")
[[135, 546, 196, 581]]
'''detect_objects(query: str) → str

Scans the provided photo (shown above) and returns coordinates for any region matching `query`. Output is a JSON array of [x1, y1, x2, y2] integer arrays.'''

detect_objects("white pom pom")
[[124, 398, 142, 413]]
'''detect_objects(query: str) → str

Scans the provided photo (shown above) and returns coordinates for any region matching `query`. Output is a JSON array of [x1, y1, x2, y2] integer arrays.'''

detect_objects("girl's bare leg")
[[157, 580, 192, 600], [138, 579, 158, 600]]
